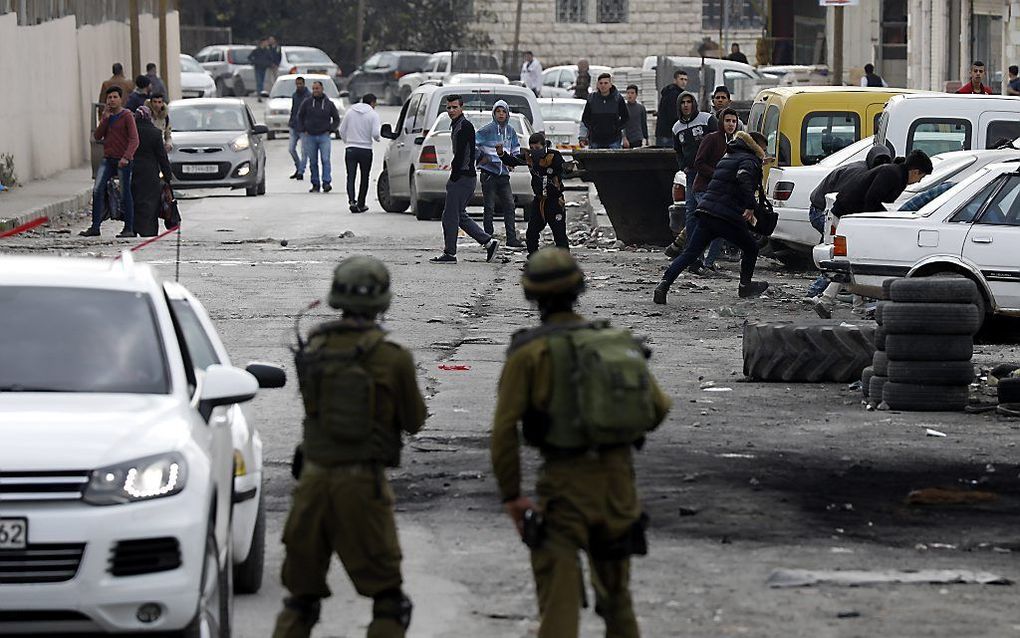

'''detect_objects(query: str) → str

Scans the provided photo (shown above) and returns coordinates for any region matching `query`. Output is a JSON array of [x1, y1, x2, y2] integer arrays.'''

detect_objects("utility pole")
[[355, 0, 366, 66], [158, 0, 168, 88], [129, 0, 141, 79], [831, 6, 844, 86], [511, 0, 524, 77]]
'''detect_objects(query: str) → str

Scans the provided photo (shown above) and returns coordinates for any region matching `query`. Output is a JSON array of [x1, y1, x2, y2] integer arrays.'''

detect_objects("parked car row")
[[194, 44, 343, 97]]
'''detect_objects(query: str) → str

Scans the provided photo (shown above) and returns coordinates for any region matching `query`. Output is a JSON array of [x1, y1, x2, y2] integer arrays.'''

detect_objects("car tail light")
[[394, 70, 406, 80], [289, 66, 298, 74], [672, 181, 686, 203], [834, 235, 847, 256], [419, 145, 438, 164], [773, 181, 794, 201]]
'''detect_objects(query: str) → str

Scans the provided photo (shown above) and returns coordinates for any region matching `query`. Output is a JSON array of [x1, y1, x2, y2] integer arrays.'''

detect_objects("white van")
[[874, 93, 1020, 158], [377, 83, 543, 214]]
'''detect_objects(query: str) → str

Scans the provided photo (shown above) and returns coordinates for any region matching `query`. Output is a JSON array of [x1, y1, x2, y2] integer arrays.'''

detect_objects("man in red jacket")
[[956, 61, 994, 94], [81, 86, 140, 237]]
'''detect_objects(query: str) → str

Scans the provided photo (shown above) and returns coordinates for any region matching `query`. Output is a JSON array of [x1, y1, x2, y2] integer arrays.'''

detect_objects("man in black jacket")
[[580, 74, 629, 149], [430, 95, 499, 264], [653, 131, 771, 304], [297, 81, 340, 193], [499, 132, 568, 256], [655, 70, 687, 147], [288, 76, 311, 180]]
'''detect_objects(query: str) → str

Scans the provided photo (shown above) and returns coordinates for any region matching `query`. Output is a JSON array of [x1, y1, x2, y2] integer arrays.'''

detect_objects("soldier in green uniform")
[[490, 248, 672, 638], [273, 256, 427, 638]]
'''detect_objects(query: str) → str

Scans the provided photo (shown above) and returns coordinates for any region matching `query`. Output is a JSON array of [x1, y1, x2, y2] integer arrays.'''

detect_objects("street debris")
[[924, 428, 947, 437], [438, 364, 471, 371], [767, 568, 1012, 588], [905, 487, 998, 506]]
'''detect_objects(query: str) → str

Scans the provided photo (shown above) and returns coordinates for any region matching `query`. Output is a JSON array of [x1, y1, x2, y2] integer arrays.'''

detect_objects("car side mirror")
[[198, 364, 258, 421], [381, 123, 396, 139], [414, 136, 425, 145], [245, 362, 287, 389], [339, 90, 350, 98], [252, 124, 268, 135]]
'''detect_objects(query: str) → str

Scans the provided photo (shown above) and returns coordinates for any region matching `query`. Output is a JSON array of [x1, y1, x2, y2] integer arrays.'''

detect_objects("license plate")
[[0, 518, 27, 549], [182, 164, 219, 174]]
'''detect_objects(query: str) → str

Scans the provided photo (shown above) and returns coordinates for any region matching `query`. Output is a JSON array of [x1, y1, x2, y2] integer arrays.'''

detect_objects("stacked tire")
[[870, 277, 980, 411]]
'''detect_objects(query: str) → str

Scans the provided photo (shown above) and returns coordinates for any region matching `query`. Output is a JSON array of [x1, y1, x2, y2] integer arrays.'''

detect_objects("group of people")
[[82, 62, 174, 238], [249, 36, 283, 99]]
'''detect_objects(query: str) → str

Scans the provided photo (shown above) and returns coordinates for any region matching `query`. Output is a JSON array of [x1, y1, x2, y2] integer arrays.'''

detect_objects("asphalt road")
[[6, 101, 1020, 637]]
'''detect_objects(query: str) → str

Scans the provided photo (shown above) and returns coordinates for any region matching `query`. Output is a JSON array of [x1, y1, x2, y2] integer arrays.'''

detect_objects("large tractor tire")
[[743, 321, 877, 383]]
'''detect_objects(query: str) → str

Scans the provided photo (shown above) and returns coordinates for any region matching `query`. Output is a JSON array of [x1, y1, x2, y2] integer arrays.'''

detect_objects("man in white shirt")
[[521, 51, 543, 97], [338, 94, 382, 213]]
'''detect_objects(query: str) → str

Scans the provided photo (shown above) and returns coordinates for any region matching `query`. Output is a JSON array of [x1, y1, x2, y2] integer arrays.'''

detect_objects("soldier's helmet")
[[328, 255, 392, 314], [521, 248, 585, 300]]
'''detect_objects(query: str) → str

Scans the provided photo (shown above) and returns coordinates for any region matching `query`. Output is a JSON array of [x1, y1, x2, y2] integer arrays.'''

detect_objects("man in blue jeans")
[[671, 92, 717, 264], [296, 81, 340, 193], [80, 86, 139, 238], [430, 95, 499, 264], [476, 100, 523, 247], [288, 76, 310, 180]]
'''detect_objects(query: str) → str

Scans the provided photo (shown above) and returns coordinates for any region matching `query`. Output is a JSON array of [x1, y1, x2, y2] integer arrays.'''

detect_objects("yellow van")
[[748, 87, 923, 173]]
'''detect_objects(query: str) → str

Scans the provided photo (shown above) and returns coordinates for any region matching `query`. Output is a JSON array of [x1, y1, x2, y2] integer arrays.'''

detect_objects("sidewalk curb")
[[0, 186, 92, 232]]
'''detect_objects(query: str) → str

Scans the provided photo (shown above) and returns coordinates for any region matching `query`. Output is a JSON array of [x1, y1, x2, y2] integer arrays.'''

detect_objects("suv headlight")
[[83, 453, 187, 505], [229, 134, 251, 152]]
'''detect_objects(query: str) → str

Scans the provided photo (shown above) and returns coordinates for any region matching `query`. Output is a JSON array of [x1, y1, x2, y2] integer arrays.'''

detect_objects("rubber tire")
[[999, 377, 1020, 404], [887, 360, 975, 386], [215, 77, 231, 97], [873, 351, 889, 376], [177, 522, 231, 638], [882, 381, 970, 412], [882, 278, 895, 300], [245, 182, 258, 197], [410, 176, 439, 221], [885, 334, 973, 362], [267, 131, 276, 141], [384, 84, 399, 106], [742, 321, 877, 383], [874, 325, 887, 351], [875, 301, 888, 326], [890, 276, 979, 304], [881, 302, 981, 335], [233, 490, 266, 594], [861, 366, 874, 398], [377, 168, 410, 213], [256, 173, 266, 196], [869, 375, 888, 406]]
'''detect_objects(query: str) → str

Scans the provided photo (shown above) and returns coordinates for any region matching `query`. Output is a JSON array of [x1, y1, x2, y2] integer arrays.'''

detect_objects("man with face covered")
[[500, 132, 567, 256]]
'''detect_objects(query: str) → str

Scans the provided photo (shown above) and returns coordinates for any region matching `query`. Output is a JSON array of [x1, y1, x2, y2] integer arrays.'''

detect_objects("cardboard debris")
[[767, 568, 1012, 588]]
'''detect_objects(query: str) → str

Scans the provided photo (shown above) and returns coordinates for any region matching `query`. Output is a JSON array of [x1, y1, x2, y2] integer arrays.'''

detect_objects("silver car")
[[179, 54, 216, 98], [194, 44, 255, 97], [168, 99, 268, 196]]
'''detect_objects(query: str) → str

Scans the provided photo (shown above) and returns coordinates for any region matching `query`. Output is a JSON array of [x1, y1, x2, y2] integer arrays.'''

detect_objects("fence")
[[0, 0, 163, 26], [180, 24, 231, 56]]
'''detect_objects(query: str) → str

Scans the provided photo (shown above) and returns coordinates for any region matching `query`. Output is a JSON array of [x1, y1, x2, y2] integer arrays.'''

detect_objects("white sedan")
[[540, 65, 611, 98], [538, 97, 586, 160], [180, 54, 217, 98], [264, 74, 348, 140], [411, 111, 535, 220], [815, 162, 1020, 323]]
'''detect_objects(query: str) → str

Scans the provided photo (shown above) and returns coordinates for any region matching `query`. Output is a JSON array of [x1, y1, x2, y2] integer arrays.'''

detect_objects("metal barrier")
[[0, 0, 160, 26]]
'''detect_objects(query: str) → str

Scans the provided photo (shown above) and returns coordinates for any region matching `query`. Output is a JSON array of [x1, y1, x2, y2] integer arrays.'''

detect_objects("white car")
[[264, 74, 348, 140], [814, 162, 1020, 323], [0, 253, 282, 635], [396, 51, 504, 103], [411, 111, 534, 220], [538, 97, 586, 160], [641, 56, 772, 101], [180, 54, 217, 98], [540, 64, 611, 98]]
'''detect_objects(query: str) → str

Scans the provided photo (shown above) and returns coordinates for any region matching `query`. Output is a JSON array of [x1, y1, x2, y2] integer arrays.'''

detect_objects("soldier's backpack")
[[543, 323, 660, 449]]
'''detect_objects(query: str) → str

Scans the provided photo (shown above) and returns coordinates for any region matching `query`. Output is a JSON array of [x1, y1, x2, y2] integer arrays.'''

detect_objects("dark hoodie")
[[289, 85, 311, 129], [692, 117, 735, 193], [296, 93, 340, 136], [581, 86, 629, 146], [696, 130, 766, 226], [832, 148, 919, 217], [672, 91, 717, 171], [655, 83, 684, 140], [809, 144, 892, 211]]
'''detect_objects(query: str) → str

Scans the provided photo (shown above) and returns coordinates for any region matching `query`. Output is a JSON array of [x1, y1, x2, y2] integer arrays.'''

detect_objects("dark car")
[[347, 50, 430, 105]]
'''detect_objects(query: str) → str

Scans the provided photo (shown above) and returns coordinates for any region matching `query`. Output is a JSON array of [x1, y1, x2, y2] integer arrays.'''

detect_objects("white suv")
[[0, 253, 280, 636]]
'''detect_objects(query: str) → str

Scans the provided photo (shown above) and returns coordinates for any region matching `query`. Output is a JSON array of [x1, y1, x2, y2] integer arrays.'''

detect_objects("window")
[[403, 94, 423, 133], [950, 176, 1001, 222], [801, 112, 860, 165], [976, 175, 1020, 226], [597, 0, 627, 23], [702, 0, 765, 30], [762, 105, 780, 161], [413, 95, 429, 133], [875, 111, 892, 153], [882, 0, 907, 60], [286, 49, 331, 64], [168, 103, 248, 132], [748, 101, 767, 133], [170, 301, 220, 371], [557, 0, 587, 22], [723, 70, 756, 101], [543, 69, 561, 88], [986, 120, 1020, 148], [907, 119, 971, 156]]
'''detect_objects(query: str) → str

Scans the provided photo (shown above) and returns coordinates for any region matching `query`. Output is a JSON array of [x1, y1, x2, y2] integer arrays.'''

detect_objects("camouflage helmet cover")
[[521, 247, 585, 299]]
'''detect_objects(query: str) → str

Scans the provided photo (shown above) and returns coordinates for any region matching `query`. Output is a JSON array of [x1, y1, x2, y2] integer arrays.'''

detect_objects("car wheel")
[[245, 181, 258, 197], [177, 522, 231, 638], [410, 175, 438, 221], [234, 77, 246, 97], [256, 172, 266, 196], [884, 334, 974, 362], [377, 167, 409, 213], [233, 489, 265, 594], [267, 131, 276, 141], [882, 381, 970, 412], [742, 320, 877, 383], [215, 78, 230, 97], [886, 360, 975, 386], [384, 84, 399, 106], [881, 302, 981, 336]]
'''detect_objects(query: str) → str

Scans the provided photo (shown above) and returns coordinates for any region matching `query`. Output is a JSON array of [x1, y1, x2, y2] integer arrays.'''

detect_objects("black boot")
[[653, 280, 670, 305], [738, 281, 769, 298]]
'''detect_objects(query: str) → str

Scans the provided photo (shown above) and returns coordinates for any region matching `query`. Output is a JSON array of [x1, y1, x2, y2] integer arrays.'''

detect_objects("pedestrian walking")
[[146, 94, 173, 152], [476, 100, 524, 246], [98, 63, 134, 105], [672, 92, 717, 258], [580, 74, 629, 149], [654, 70, 687, 147], [1007, 65, 1020, 96], [145, 62, 167, 97], [492, 247, 672, 638], [130, 106, 173, 237], [288, 76, 311, 180], [521, 51, 543, 97], [125, 75, 150, 112], [727, 43, 748, 64], [859, 63, 888, 87], [266, 36, 283, 94], [296, 81, 340, 193], [249, 38, 274, 99], [623, 85, 648, 149], [653, 131, 772, 304], [709, 86, 744, 130], [499, 132, 567, 255], [956, 61, 993, 94], [573, 59, 592, 100], [80, 86, 139, 238], [430, 95, 500, 264], [272, 256, 426, 638], [338, 93, 382, 213]]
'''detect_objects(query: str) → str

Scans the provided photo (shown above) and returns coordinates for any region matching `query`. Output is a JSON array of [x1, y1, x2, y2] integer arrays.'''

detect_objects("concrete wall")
[[0, 10, 180, 184]]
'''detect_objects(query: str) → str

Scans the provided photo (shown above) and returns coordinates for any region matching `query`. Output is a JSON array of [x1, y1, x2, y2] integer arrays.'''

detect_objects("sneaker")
[[664, 242, 681, 259], [289, 171, 302, 180], [295, 173, 304, 181], [349, 203, 359, 213], [506, 239, 525, 249], [738, 281, 769, 298], [78, 227, 100, 237], [430, 253, 457, 264], [322, 183, 332, 193], [653, 281, 669, 305], [309, 185, 320, 193], [813, 300, 833, 318], [689, 261, 705, 276], [116, 230, 137, 238], [485, 238, 500, 262]]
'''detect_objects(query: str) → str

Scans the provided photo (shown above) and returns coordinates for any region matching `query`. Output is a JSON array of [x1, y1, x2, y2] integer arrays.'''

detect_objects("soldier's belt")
[[302, 459, 380, 476]]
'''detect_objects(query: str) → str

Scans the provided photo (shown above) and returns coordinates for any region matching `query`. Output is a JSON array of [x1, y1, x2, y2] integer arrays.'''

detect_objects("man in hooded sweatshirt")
[[672, 92, 718, 255], [288, 76, 311, 180], [476, 100, 524, 247], [339, 94, 382, 213], [580, 73, 629, 149], [297, 81, 341, 193]]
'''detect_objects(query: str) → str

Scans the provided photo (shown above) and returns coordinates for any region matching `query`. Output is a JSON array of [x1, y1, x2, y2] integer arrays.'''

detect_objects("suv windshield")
[[0, 287, 169, 394], [286, 49, 331, 64], [540, 102, 585, 122], [180, 56, 204, 74], [169, 103, 248, 131], [271, 78, 339, 98], [446, 92, 534, 123], [451, 52, 501, 73]]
